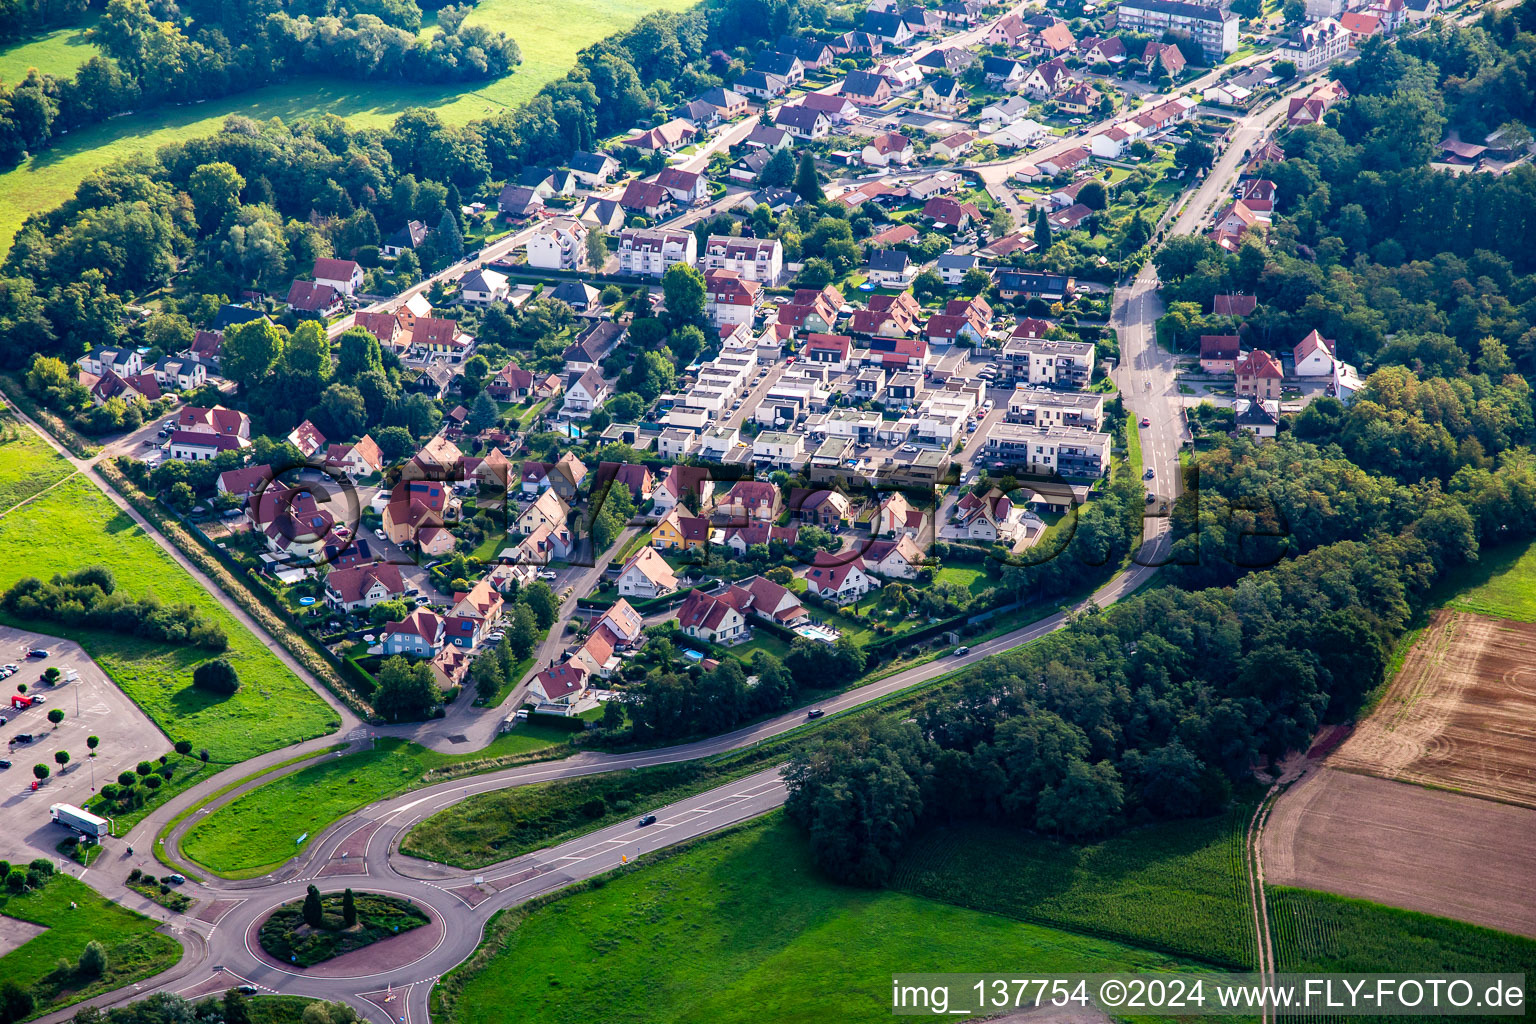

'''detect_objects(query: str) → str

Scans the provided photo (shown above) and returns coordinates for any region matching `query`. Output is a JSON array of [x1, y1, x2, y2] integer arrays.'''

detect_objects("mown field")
[[434, 815, 1209, 1024], [889, 809, 1258, 969], [0, 0, 696, 251], [0, 473, 338, 761], [0, 412, 74, 511], [0, 21, 100, 83], [180, 731, 574, 875], [0, 874, 181, 1018], [1437, 534, 1536, 622]]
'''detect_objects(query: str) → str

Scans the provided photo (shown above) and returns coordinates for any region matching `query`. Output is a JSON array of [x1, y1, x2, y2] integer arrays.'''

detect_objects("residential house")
[[841, 70, 893, 106], [986, 13, 1028, 46], [352, 311, 404, 351], [287, 419, 327, 457], [993, 270, 1076, 302], [530, 663, 588, 706], [1048, 204, 1095, 232], [866, 248, 916, 288], [1213, 294, 1258, 317], [1210, 200, 1264, 252], [312, 258, 363, 297], [805, 333, 853, 370], [863, 9, 914, 45], [656, 167, 708, 204], [873, 492, 926, 538], [616, 547, 679, 599], [653, 509, 712, 553], [527, 219, 588, 271], [736, 69, 789, 99], [381, 609, 446, 658], [564, 321, 624, 373], [561, 367, 610, 420], [1036, 146, 1090, 176], [382, 220, 429, 256], [953, 489, 1028, 541], [801, 554, 874, 604], [594, 599, 645, 648], [618, 180, 674, 220], [517, 489, 571, 536], [774, 105, 831, 140], [568, 151, 620, 187], [324, 562, 405, 612], [496, 185, 545, 220], [1293, 330, 1336, 377], [1199, 335, 1242, 374], [1022, 58, 1073, 99], [286, 280, 343, 317], [578, 196, 627, 233], [719, 523, 799, 558], [918, 46, 974, 74], [217, 464, 273, 499], [799, 92, 858, 123], [931, 131, 976, 160], [651, 465, 715, 516], [742, 125, 794, 151], [851, 292, 922, 341], [408, 317, 472, 362], [323, 436, 385, 480], [1339, 10, 1382, 41], [705, 269, 762, 328], [248, 485, 335, 561], [723, 574, 808, 626], [717, 480, 780, 522], [676, 589, 749, 644], [459, 268, 510, 305], [791, 488, 852, 528], [1143, 41, 1187, 79], [922, 196, 984, 230], [776, 285, 844, 335], [1286, 79, 1348, 127], [756, 50, 806, 85], [1234, 398, 1280, 439], [863, 535, 927, 579], [444, 581, 504, 649], [151, 357, 206, 391], [934, 252, 980, 286], [621, 119, 697, 152], [1058, 83, 1102, 116], [1235, 349, 1283, 399], [1079, 34, 1127, 63], [921, 76, 968, 115], [1277, 18, 1350, 74]]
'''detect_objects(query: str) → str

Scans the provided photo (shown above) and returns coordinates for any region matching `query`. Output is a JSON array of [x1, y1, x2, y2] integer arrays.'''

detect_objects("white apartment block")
[[981, 422, 1112, 478], [1113, 0, 1238, 58], [1000, 338, 1097, 388], [1007, 388, 1106, 430], [701, 235, 784, 284], [617, 229, 697, 277]]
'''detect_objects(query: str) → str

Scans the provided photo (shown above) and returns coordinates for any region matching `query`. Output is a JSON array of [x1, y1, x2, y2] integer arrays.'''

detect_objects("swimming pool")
[[795, 624, 839, 644], [683, 649, 705, 661]]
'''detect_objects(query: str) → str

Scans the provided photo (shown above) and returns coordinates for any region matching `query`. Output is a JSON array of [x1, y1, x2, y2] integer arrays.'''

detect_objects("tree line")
[[0, 566, 229, 650]]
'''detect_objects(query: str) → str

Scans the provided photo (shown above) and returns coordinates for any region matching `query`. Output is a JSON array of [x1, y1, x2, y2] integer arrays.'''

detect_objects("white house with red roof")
[[720, 574, 807, 626], [530, 663, 588, 706], [677, 589, 749, 644], [325, 562, 406, 611], [863, 535, 928, 579], [717, 480, 781, 522], [704, 269, 762, 328], [1293, 330, 1336, 377], [805, 333, 853, 370], [313, 258, 364, 296], [616, 547, 679, 599], [801, 554, 875, 605], [286, 280, 343, 317]]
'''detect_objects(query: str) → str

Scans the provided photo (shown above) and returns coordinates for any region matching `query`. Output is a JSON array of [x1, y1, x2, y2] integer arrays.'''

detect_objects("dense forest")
[[786, 1, 1536, 885]]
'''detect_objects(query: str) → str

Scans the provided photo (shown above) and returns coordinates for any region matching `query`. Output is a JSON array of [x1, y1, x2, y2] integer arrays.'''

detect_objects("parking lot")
[[0, 626, 170, 860]]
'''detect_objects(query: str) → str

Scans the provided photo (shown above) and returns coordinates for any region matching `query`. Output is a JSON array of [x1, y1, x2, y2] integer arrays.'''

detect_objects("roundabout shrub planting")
[[257, 888, 428, 967]]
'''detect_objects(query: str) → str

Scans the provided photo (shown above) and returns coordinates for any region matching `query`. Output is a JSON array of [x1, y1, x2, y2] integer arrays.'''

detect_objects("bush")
[[0, 568, 227, 650], [76, 940, 107, 979], [4, 870, 24, 891], [0, 980, 33, 1024], [193, 658, 240, 695], [174, 740, 192, 755]]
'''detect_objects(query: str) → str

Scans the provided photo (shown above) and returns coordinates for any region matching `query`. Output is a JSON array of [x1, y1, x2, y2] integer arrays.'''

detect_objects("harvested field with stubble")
[[1262, 768, 1536, 938], [1328, 609, 1536, 807]]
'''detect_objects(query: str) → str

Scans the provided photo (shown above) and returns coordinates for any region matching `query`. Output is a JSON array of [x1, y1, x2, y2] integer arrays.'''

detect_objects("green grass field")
[[181, 730, 573, 875], [890, 809, 1257, 969], [0, 874, 181, 1017], [0, 414, 74, 512], [0, 0, 696, 252], [0, 474, 337, 761], [0, 22, 101, 84], [435, 816, 1207, 1024], [1435, 535, 1536, 621]]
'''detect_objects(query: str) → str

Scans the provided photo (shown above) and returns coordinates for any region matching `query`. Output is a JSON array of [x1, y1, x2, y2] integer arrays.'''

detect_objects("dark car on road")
[[638, 814, 657, 827], [807, 709, 825, 719], [26, 650, 46, 658]]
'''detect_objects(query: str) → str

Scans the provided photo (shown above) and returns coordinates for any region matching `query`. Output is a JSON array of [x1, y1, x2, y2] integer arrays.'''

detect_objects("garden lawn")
[[0, 874, 180, 1016], [435, 816, 1206, 1024], [181, 731, 574, 876], [933, 565, 990, 597], [0, 0, 696, 252], [0, 475, 337, 762], [0, 414, 74, 511]]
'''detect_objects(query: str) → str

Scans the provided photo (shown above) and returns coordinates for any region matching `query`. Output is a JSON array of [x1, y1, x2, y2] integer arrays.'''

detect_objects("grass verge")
[[0, 412, 74, 512], [0, 874, 181, 1019], [179, 731, 576, 876]]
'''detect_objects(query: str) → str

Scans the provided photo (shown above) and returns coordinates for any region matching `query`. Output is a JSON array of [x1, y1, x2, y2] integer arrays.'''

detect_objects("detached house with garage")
[[312, 258, 363, 297], [324, 562, 406, 612], [677, 589, 749, 644]]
